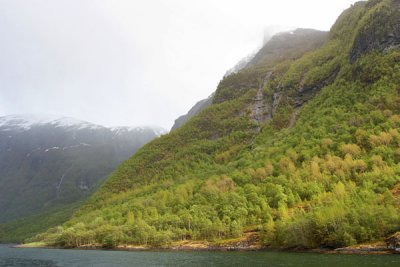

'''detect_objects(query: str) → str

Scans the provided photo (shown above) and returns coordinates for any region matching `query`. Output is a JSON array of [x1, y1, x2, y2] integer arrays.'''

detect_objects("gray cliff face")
[[350, 0, 400, 62], [171, 96, 213, 131], [0, 115, 164, 223]]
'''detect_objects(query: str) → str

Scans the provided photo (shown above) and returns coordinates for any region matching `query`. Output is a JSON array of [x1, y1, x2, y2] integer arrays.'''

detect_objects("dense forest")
[[30, 0, 400, 249]]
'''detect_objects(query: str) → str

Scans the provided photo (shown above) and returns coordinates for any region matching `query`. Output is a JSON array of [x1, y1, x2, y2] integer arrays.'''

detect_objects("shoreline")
[[12, 243, 400, 255]]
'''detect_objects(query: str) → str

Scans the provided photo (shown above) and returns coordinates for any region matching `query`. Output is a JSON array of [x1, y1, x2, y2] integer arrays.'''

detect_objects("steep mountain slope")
[[223, 52, 256, 77], [247, 28, 328, 68], [0, 115, 164, 241], [171, 29, 327, 131], [34, 0, 400, 249], [171, 95, 213, 131]]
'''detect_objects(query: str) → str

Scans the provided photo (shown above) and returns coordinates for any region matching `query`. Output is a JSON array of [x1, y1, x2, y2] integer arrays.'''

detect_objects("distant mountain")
[[0, 114, 165, 224]]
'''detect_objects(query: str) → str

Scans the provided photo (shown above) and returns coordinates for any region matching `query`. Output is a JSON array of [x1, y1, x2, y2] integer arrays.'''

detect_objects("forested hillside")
[[32, 0, 400, 249]]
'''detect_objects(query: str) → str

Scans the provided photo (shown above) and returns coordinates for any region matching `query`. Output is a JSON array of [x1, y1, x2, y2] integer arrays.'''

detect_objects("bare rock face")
[[386, 232, 400, 252], [350, 0, 400, 62]]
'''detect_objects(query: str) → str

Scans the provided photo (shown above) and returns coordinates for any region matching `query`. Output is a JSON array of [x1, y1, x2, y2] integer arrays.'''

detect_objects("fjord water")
[[1, 245, 399, 267]]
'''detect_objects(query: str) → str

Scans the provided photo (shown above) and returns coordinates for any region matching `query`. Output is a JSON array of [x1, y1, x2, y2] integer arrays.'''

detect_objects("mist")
[[0, 0, 358, 129]]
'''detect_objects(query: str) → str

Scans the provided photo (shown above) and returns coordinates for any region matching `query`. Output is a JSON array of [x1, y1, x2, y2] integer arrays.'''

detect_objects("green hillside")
[[32, 0, 400, 249], [0, 204, 79, 243]]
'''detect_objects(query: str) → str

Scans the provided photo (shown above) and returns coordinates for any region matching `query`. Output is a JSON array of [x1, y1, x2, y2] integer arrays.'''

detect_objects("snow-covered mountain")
[[110, 125, 166, 137], [0, 114, 165, 224], [0, 114, 104, 131]]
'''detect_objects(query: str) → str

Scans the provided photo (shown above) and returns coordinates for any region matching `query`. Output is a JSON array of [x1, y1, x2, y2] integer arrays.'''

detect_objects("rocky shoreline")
[[14, 242, 400, 254], [330, 242, 397, 255], [14, 231, 400, 254]]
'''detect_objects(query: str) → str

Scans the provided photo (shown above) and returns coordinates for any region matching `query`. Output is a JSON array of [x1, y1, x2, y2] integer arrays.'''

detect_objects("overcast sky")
[[0, 0, 358, 129]]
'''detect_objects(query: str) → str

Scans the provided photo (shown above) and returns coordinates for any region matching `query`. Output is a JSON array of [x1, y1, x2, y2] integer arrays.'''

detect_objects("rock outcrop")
[[350, 0, 400, 62], [386, 232, 400, 252]]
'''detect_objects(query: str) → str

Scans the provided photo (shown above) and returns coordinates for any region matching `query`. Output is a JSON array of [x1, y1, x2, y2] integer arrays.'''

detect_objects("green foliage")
[[31, 0, 400, 249], [0, 204, 79, 243]]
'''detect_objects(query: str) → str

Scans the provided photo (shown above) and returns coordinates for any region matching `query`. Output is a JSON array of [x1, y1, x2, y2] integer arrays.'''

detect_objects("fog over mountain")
[[0, 0, 358, 129]]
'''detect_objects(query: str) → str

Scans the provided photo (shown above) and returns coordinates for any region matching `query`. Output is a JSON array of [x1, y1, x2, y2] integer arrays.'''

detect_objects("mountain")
[[0, 114, 164, 241], [224, 26, 296, 78], [30, 0, 400, 250], [172, 29, 328, 131], [171, 95, 213, 131], [223, 52, 256, 78]]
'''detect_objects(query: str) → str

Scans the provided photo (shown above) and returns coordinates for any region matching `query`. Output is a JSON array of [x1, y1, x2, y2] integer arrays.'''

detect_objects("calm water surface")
[[0, 244, 399, 267]]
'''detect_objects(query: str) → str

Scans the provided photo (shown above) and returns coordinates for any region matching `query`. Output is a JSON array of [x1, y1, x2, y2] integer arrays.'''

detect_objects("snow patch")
[[111, 126, 167, 137], [45, 146, 60, 152], [0, 114, 104, 131], [62, 143, 91, 150]]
